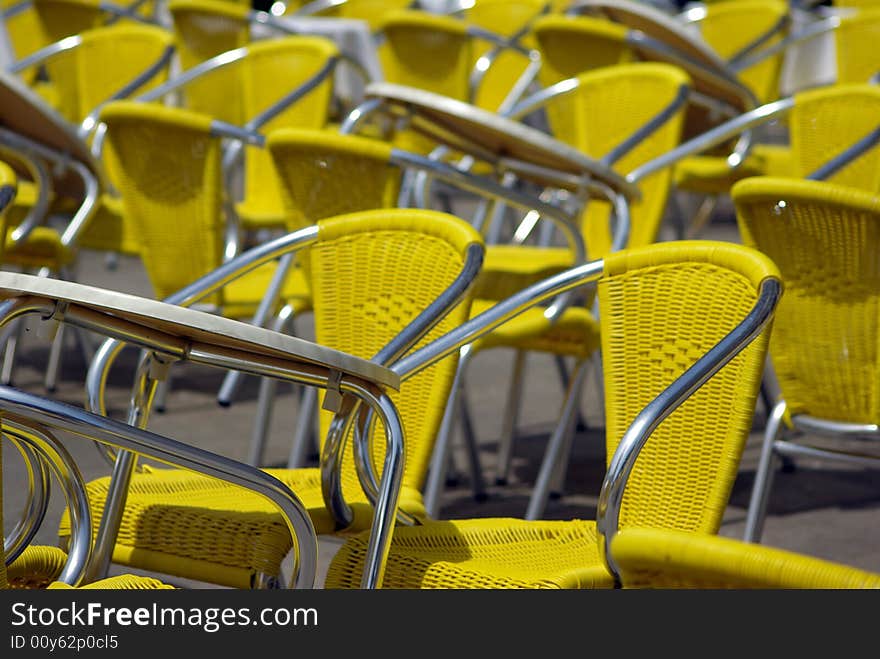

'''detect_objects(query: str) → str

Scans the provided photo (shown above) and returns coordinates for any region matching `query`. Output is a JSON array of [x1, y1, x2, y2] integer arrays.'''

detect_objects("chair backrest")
[[31, 0, 106, 42], [548, 63, 690, 258], [612, 527, 880, 588], [98, 101, 225, 303], [40, 23, 173, 125], [465, 0, 548, 111], [237, 36, 339, 221], [532, 14, 633, 88], [377, 10, 473, 101], [789, 83, 880, 192], [733, 176, 880, 425], [306, 0, 414, 31], [267, 128, 401, 232], [168, 0, 251, 124], [694, 0, 788, 104], [835, 8, 880, 85], [599, 241, 776, 534], [308, 210, 482, 512]]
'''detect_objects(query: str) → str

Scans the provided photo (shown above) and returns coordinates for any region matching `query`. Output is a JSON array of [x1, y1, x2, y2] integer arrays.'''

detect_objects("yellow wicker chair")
[[59, 206, 484, 589], [95, 100, 310, 320], [612, 527, 880, 589], [166, 4, 342, 234], [423, 61, 691, 518], [4, 23, 175, 260], [835, 7, 880, 85], [732, 177, 880, 543], [323, 240, 781, 588]]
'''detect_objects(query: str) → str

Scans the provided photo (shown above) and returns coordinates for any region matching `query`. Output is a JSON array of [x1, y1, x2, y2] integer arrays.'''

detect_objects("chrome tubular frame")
[[2, 433, 50, 565], [0, 384, 323, 589], [726, 14, 791, 69], [324, 242, 485, 527], [807, 125, 880, 182], [3, 421, 93, 586], [7, 34, 82, 75], [730, 16, 841, 76], [0, 144, 52, 247], [626, 96, 795, 184], [596, 277, 782, 584]]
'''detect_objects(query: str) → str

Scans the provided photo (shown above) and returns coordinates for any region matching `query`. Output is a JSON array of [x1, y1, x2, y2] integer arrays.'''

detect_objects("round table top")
[[364, 81, 638, 197], [0, 72, 102, 196], [0, 271, 399, 390], [570, 0, 753, 111]]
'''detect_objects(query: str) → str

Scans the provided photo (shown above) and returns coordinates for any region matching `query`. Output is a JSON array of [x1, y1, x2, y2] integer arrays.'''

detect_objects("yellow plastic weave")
[[235, 37, 339, 230], [733, 176, 880, 423], [788, 83, 880, 192], [697, 0, 788, 104], [59, 209, 482, 588], [168, 0, 251, 124], [325, 241, 779, 588], [836, 8, 880, 85], [266, 128, 400, 231], [613, 527, 880, 589]]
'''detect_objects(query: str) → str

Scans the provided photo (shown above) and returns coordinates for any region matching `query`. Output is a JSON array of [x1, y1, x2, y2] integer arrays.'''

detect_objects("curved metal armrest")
[[807, 124, 880, 182], [729, 15, 840, 76], [0, 387, 321, 589], [2, 432, 50, 567], [595, 277, 782, 585], [625, 96, 795, 184]]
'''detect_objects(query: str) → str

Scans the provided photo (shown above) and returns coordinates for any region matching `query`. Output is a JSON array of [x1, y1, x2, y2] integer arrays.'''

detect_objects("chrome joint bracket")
[[321, 370, 343, 413], [147, 352, 177, 382], [37, 300, 69, 340]]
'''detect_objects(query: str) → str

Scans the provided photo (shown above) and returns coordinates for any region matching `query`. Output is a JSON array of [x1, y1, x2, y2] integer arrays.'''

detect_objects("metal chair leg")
[[525, 359, 588, 520], [743, 399, 788, 543], [555, 354, 589, 431], [686, 194, 719, 239], [248, 377, 278, 467], [44, 324, 66, 393], [457, 385, 486, 501], [423, 345, 472, 519], [152, 371, 173, 413], [286, 386, 318, 468], [1, 319, 23, 385], [495, 349, 527, 486]]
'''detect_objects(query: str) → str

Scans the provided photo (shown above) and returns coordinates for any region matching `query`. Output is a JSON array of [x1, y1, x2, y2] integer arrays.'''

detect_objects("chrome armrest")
[[807, 124, 880, 182]]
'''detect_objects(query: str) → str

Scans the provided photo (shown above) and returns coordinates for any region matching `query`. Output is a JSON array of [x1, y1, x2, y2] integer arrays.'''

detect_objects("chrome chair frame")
[[0, 263, 412, 588]]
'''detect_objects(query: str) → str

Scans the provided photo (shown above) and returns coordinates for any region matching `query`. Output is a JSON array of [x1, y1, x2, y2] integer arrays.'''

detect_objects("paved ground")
[[3, 205, 880, 588]]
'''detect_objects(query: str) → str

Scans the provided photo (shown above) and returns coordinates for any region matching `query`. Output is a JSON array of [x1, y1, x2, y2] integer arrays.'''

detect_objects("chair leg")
[[686, 194, 719, 239], [1, 319, 23, 386], [152, 371, 173, 414], [555, 355, 589, 431], [423, 345, 472, 519], [43, 324, 66, 393], [244, 306, 296, 465], [286, 386, 318, 468], [495, 349, 527, 486], [457, 384, 486, 501], [526, 359, 588, 520], [217, 369, 246, 408], [743, 399, 788, 543]]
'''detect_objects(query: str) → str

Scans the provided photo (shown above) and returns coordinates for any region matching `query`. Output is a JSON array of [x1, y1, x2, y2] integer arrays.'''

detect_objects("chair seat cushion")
[[325, 518, 613, 589], [59, 466, 426, 589]]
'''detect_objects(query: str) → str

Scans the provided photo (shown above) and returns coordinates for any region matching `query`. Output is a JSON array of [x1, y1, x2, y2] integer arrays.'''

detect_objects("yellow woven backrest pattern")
[[559, 64, 689, 258], [836, 9, 880, 84], [239, 37, 339, 219], [599, 242, 776, 533], [698, 0, 788, 103], [789, 83, 880, 192], [39, 24, 173, 125], [267, 128, 400, 232], [168, 0, 250, 124], [100, 102, 224, 303], [466, 0, 547, 111], [734, 177, 880, 423], [310, 210, 481, 499]]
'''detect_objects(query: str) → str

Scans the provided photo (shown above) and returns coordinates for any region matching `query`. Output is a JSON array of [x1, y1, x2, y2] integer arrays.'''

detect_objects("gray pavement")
[[3, 208, 880, 588]]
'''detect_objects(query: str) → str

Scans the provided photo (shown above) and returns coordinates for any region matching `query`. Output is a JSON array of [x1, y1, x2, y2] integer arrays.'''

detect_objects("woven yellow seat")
[[732, 177, 880, 542], [61, 207, 483, 588], [325, 241, 781, 588], [613, 527, 880, 589]]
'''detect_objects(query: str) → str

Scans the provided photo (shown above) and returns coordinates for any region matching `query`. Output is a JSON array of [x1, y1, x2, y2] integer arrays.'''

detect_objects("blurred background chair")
[[323, 240, 781, 588], [612, 527, 880, 588], [59, 205, 484, 589], [732, 176, 880, 544]]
